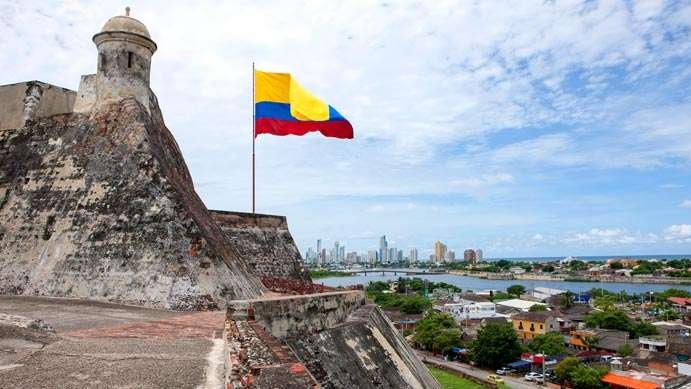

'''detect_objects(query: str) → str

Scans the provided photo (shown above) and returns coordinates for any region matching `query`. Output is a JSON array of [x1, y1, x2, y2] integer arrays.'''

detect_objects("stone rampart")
[[226, 291, 441, 388], [229, 290, 365, 339], [210, 210, 312, 284], [0, 96, 265, 309]]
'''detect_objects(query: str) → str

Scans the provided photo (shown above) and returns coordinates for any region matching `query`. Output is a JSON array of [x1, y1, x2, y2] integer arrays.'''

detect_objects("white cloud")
[[3, 1, 691, 256], [565, 228, 638, 245], [532, 234, 545, 241], [664, 225, 691, 242], [680, 200, 691, 208]]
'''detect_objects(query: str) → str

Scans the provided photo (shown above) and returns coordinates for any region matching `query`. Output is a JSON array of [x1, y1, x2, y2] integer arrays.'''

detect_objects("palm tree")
[[560, 291, 575, 310]]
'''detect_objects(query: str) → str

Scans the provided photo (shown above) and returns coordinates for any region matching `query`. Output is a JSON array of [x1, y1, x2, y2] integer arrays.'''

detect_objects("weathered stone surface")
[[0, 94, 265, 309], [210, 210, 311, 284], [230, 290, 366, 339], [287, 304, 441, 389], [0, 295, 224, 389], [227, 291, 441, 389], [0, 81, 76, 131]]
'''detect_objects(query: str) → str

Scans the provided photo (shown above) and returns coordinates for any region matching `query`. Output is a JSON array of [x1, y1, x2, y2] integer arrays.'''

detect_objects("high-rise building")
[[367, 250, 378, 265], [305, 247, 316, 264], [388, 247, 397, 263], [379, 235, 388, 263], [434, 240, 447, 264], [475, 249, 483, 262], [316, 239, 322, 265], [464, 249, 477, 262], [332, 241, 340, 263], [446, 250, 455, 261], [339, 245, 345, 263], [409, 248, 419, 262]]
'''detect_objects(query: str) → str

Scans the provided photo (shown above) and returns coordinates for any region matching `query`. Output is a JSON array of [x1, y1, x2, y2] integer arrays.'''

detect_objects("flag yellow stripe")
[[289, 77, 329, 121], [255, 69, 330, 121], [255, 70, 290, 104]]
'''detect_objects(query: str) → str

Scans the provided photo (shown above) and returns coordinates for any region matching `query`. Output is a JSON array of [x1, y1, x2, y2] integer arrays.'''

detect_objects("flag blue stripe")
[[255, 102, 345, 122]]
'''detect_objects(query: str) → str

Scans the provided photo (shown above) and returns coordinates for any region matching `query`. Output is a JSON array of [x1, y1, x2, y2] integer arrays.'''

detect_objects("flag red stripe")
[[255, 118, 354, 139]]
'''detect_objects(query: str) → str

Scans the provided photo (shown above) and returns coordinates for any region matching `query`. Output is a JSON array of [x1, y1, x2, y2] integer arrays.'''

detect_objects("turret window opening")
[[128, 52, 133, 68], [99, 53, 106, 71]]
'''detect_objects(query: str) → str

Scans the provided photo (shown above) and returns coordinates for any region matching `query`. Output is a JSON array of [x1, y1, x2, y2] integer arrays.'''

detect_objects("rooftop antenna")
[[125, 6, 131, 16]]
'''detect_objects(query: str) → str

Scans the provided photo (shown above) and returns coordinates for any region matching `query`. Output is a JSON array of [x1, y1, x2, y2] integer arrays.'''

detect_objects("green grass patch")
[[427, 366, 487, 389], [309, 270, 352, 279]]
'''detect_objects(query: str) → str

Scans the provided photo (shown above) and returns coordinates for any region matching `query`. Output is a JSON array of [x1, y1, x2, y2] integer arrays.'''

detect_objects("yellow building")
[[434, 241, 447, 263], [512, 311, 559, 341]]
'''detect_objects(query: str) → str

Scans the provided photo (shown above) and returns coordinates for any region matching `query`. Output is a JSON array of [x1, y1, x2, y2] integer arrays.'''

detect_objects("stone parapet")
[[229, 290, 366, 339]]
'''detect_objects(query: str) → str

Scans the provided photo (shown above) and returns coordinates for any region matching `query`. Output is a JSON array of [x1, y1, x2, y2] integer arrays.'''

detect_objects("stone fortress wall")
[[0, 81, 76, 131], [210, 210, 312, 285], [226, 291, 441, 388]]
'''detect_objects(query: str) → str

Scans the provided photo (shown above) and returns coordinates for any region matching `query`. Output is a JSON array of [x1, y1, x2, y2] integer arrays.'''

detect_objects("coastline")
[[449, 270, 691, 285]]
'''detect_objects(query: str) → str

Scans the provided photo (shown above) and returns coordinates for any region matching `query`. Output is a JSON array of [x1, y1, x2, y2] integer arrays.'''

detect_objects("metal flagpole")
[[252, 61, 256, 214]]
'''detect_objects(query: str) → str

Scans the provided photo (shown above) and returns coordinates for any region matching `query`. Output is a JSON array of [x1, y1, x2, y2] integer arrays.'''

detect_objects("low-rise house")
[[512, 311, 560, 341], [531, 287, 567, 301], [458, 316, 511, 339], [652, 322, 691, 338], [549, 303, 594, 332], [569, 329, 637, 354], [668, 298, 691, 313], [431, 288, 453, 300], [602, 370, 676, 389], [640, 335, 668, 354], [497, 299, 546, 312], [435, 300, 499, 321]]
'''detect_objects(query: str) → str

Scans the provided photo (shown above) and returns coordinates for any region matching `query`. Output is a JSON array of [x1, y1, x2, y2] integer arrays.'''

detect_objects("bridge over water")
[[341, 268, 449, 276]]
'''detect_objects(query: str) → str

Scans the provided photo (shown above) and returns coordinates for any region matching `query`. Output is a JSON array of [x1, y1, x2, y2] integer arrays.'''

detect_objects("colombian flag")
[[254, 70, 354, 139]]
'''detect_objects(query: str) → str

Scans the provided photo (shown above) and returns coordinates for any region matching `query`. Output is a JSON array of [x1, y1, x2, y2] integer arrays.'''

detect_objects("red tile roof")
[[668, 297, 691, 305], [602, 373, 660, 389]]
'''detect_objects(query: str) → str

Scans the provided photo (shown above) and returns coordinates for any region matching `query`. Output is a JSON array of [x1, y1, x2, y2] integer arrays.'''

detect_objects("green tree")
[[659, 288, 691, 299], [414, 312, 461, 354], [569, 260, 588, 271], [571, 365, 607, 389], [542, 265, 555, 273], [468, 323, 522, 369], [528, 332, 566, 356], [400, 296, 430, 314], [585, 310, 630, 332], [554, 357, 581, 384], [507, 284, 526, 297], [593, 295, 617, 311], [560, 291, 575, 309], [609, 261, 623, 270], [617, 343, 634, 357], [658, 309, 680, 321], [529, 304, 547, 312], [630, 320, 658, 338]]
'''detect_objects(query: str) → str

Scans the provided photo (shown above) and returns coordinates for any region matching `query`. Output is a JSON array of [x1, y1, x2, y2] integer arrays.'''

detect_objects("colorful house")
[[512, 311, 559, 341]]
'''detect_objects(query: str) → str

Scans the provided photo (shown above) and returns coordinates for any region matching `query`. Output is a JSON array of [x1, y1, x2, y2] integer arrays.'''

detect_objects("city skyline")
[[303, 234, 483, 264]]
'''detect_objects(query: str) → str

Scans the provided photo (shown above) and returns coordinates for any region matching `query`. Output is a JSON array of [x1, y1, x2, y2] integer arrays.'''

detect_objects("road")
[[418, 352, 546, 389]]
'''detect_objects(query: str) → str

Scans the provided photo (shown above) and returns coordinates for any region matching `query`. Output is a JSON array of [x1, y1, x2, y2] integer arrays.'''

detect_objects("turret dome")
[[92, 8, 157, 54], [99, 15, 152, 39]]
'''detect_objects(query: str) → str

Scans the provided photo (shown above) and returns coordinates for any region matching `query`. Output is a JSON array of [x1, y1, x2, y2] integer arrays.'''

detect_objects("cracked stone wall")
[[287, 304, 441, 389], [0, 91, 265, 310], [227, 292, 440, 389], [210, 210, 311, 284]]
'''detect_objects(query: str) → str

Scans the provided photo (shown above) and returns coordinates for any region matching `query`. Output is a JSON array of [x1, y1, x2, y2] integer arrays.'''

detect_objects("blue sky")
[[2, 0, 691, 258]]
